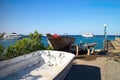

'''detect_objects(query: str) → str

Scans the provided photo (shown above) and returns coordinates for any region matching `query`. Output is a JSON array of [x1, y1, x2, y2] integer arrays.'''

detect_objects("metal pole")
[[104, 24, 107, 51], [104, 26, 107, 40]]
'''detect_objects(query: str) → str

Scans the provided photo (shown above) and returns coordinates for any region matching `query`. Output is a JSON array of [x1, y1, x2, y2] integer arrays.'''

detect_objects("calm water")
[[0, 35, 115, 49]]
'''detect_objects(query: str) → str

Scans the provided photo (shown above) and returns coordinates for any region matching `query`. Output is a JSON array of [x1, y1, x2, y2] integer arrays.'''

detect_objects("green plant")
[[4, 45, 17, 59], [29, 30, 45, 50], [29, 30, 42, 42], [3, 31, 45, 60], [46, 45, 54, 50], [0, 44, 5, 60], [0, 44, 4, 56], [4, 38, 31, 59]]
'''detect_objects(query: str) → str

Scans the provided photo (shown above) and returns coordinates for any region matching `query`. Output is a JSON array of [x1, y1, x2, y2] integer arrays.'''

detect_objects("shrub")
[[0, 44, 4, 56], [0, 44, 4, 54], [0, 44, 4, 60], [29, 30, 45, 50], [4, 38, 31, 59], [3, 31, 45, 60], [46, 45, 54, 50], [29, 30, 42, 42]]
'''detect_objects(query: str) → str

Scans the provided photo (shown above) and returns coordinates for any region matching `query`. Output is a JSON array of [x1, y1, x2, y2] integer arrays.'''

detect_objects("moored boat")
[[46, 33, 75, 50], [2, 33, 22, 40], [82, 33, 94, 38], [0, 50, 75, 80]]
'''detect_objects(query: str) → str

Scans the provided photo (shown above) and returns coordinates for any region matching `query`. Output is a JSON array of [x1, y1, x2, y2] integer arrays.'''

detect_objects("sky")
[[0, 0, 120, 35]]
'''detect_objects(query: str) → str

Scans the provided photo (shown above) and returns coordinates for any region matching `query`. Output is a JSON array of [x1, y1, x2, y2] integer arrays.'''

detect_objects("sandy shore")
[[65, 54, 120, 80]]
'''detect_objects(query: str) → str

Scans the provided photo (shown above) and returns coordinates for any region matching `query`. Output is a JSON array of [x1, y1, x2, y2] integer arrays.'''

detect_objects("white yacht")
[[82, 33, 94, 37], [3, 33, 22, 39]]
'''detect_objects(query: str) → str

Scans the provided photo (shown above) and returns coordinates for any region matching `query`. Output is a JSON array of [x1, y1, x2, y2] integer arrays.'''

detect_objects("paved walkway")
[[65, 55, 120, 80]]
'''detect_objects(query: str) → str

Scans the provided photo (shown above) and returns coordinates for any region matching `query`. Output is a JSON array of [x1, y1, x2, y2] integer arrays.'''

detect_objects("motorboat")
[[82, 33, 94, 38], [2, 33, 22, 39], [0, 50, 75, 80]]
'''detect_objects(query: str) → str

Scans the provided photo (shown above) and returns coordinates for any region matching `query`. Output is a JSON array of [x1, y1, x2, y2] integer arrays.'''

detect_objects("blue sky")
[[0, 0, 120, 35]]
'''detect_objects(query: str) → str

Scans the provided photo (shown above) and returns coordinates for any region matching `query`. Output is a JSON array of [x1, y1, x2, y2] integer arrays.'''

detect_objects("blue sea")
[[0, 35, 116, 50]]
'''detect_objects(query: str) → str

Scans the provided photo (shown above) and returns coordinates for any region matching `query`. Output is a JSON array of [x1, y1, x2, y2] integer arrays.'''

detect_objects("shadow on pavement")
[[64, 65, 101, 80]]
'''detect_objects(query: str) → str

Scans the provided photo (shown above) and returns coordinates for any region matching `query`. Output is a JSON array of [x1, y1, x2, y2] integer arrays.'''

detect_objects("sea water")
[[71, 35, 115, 49], [0, 35, 115, 50]]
